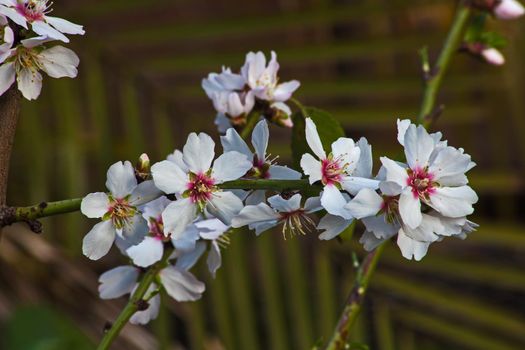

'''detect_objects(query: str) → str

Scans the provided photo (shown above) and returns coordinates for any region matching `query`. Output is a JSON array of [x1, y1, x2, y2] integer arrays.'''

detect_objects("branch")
[[96, 249, 172, 350], [418, 3, 472, 125], [0, 87, 21, 206], [324, 3, 473, 349]]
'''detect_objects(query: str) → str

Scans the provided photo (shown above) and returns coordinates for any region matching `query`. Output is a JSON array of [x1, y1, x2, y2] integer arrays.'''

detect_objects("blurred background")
[[1, 0, 525, 349]]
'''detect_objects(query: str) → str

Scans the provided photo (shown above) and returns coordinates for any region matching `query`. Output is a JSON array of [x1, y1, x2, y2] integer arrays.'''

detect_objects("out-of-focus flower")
[[151, 132, 252, 238], [232, 194, 322, 238], [380, 121, 478, 229], [0, 0, 85, 42], [221, 120, 301, 204], [494, 0, 525, 19], [0, 37, 79, 99], [80, 161, 161, 260], [0, 15, 14, 61], [300, 118, 379, 219]]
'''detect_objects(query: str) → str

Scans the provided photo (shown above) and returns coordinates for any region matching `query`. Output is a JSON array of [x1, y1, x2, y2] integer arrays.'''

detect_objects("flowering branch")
[[0, 87, 21, 207], [323, 3, 475, 349], [96, 248, 173, 350]]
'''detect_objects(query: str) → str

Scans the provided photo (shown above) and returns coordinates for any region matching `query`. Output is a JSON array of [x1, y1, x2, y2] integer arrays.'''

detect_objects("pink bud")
[[482, 48, 505, 65], [494, 0, 525, 19], [280, 117, 294, 128]]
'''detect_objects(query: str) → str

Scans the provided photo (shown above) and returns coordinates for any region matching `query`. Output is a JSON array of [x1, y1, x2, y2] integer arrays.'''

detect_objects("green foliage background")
[[1, 0, 525, 349]]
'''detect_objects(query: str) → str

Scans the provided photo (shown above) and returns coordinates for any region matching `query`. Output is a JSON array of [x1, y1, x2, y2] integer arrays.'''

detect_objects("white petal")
[[251, 119, 269, 160], [130, 284, 160, 325], [162, 198, 197, 238], [245, 189, 266, 206], [17, 67, 42, 100], [38, 46, 79, 78], [195, 218, 229, 240], [126, 237, 164, 268], [171, 223, 200, 252], [207, 191, 244, 225], [159, 266, 205, 302], [345, 188, 383, 219], [321, 184, 353, 219], [207, 240, 222, 278], [251, 221, 279, 235], [98, 266, 139, 299], [304, 196, 323, 213], [106, 161, 137, 198], [142, 196, 171, 222], [0, 61, 15, 96], [362, 214, 399, 239], [212, 151, 252, 183], [404, 124, 435, 169], [215, 113, 232, 134], [151, 160, 188, 195], [428, 146, 471, 181], [317, 214, 353, 240], [272, 80, 300, 101], [396, 119, 411, 146], [380, 157, 408, 187], [354, 137, 373, 178], [305, 118, 326, 159], [82, 220, 115, 260], [399, 189, 422, 229], [121, 213, 148, 244], [166, 149, 188, 172], [0, 6, 27, 28], [129, 180, 161, 206], [494, 0, 525, 19], [402, 214, 441, 242], [300, 153, 322, 184], [81, 192, 109, 218], [183, 132, 215, 173], [379, 181, 403, 196], [268, 193, 301, 212], [268, 165, 302, 180], [31, 20, 69, 42], [359, 231, 389, 251], [331, 138, 358, 168], [220, 127, 252, 159], [175, 242, 207, 271], [397, 229, 430, 261], [341, 176, 380, 196], [20, 35, 52, 48], [429, 186, 478, 218], [231, 202, 279, 228], [45, 16, 85, 35]]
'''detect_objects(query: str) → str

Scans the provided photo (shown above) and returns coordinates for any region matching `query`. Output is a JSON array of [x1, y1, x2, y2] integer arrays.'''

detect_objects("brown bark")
[[0, 86, 21, 206]]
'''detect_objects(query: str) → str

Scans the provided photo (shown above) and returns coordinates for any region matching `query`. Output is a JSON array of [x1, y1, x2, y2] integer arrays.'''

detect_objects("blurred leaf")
[[3, 305, 93, 350], [291, 107, 345, 169], [464, 14, 487, 43], [479, 31, 508, 49]]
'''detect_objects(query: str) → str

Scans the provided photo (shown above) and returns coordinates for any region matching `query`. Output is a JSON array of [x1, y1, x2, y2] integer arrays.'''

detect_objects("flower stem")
[[240, 110, 261, 140], [324, 243, 386, 350], [417, 3, 472, 125], [324, 3, 473, 349], [290, 97, 308, 116], [96, 249, 172, 350]]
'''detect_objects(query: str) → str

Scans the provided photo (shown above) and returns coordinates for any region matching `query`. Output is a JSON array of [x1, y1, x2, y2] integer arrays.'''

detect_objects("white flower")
[[493, 0, 525, 19], [232, 193, 322, 238], [241, 50, 300, 103], [481, 47, 505, 66], [380, 121, 478, 229], [98, 263, 205, 325], [151, 132, 252, 238], [190, 218, 229, 278], [0, 37, 79, 100], [126, 196, 201, 268], [300, 118, 379, 219], [202, 66, 245, 98], [81, 161, 161, 260], [221, 119, 301, 204], [0, 16, 14, 62], [211, 90, 255, 119], [0, 0, 84, 42]]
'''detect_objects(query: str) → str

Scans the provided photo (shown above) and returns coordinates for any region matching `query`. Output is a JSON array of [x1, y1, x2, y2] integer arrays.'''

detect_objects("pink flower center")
[[247, 155, 271, 179], [380, 195, 400, 224], [407, 167, 436, 200], [15, 0, 51, 22], [107, 197, 136, 229], [186, 172, 216, 207], [321, 158, 343, 185]]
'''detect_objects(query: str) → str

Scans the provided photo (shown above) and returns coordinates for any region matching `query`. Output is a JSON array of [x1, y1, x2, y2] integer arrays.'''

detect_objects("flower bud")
[[494, 0, 525, 19], [481, 47, 505, 65], [135, 153, 151, 182], [268, 101, 294, 128]]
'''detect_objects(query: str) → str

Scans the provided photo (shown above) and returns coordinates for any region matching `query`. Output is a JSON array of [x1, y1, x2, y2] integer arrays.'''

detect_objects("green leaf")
[[291, 107, 345, 169], [480, 31, 508, 49]]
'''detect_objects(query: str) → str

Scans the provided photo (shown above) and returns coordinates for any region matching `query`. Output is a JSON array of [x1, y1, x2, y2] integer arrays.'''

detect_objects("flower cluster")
[[81, 110, 478, 323], [202, 51, 300, 132], [0, 0, 84, 100]]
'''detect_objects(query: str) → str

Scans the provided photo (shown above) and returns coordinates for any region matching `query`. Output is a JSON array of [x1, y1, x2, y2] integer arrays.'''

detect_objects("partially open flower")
[[481, 47, 505, 65], [494, 0, 525, 19]]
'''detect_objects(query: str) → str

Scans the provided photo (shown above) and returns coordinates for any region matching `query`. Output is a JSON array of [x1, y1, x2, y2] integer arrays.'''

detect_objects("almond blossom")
[[151, 132, 252, 239], [0, 0, 84, 43], [493, 0, 525, 19], [232, 194, 322, 238], [0, 37, 79, 99], [221, 120, 301, 204], [98, 263, 205, 325], [80, 161, 161, 260], [0, 15, 14, 61], [380, 120, 478, 230], [300, 117, 379, 219]]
